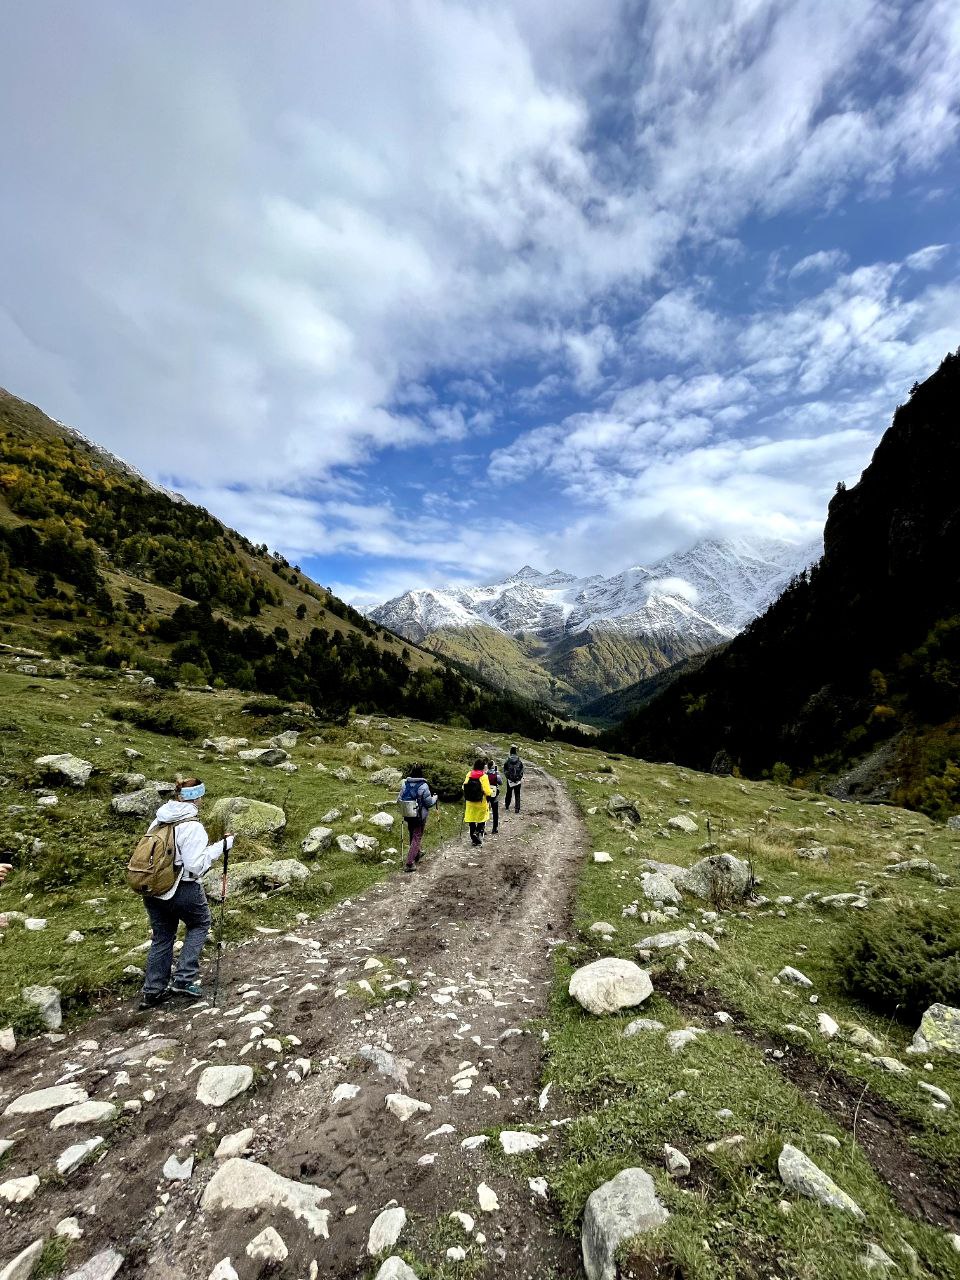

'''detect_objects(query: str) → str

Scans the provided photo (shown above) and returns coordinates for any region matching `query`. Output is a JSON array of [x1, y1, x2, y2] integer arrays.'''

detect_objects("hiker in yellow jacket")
[[463, 758, 493, 846]]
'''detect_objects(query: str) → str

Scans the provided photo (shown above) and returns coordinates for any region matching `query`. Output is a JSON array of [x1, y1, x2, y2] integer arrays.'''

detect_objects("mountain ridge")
[[370, 536, 819, 709]]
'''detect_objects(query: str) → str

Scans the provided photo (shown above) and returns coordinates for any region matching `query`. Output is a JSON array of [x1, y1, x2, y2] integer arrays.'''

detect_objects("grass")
[[4, 660, 960, 1275], [534, 742, 960, 1277], [0, 664, 485, 1033]]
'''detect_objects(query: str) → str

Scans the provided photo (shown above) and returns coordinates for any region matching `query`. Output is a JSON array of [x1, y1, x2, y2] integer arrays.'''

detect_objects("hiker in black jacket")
[[485, 759, 502, 834], [503, 745, 524, 812]]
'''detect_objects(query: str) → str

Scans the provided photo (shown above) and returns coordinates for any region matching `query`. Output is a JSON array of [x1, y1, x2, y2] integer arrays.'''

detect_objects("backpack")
[[504, 756, 523, 783], [486, 769, 501, 798], [463, 774, 484, 803], [398, 778, 423, 820], [126, 821, 184, 897]]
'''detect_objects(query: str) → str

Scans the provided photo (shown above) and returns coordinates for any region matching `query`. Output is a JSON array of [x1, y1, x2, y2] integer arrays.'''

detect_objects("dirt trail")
[[0, 768, 586, 1279]]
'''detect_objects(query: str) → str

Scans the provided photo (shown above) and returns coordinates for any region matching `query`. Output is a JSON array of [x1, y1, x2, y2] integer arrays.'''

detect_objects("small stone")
[[386, 1093, 431, 1122], [778, 966, 813, 988], [663, 1144, 690, 1177], [367, 1206, 407, 1255], [20, 984, 62, 1029], [207, 1262, 239, 1280], [623, 1018, 665, 1036], [55, 1219, 83, 1241], [569, 958, 653, 1015], [817, 1013, 840, 1040], [374, 1261, 418, 1280], [777, 1144, 863, 1217], [215, 1128, 255, 1159], [499, 1130, 547, 1154], [245, 1227, 288, 1264], [196, 1065, 253, 1107], [163, 1154, 194, 1181], [57, 1137, 105, 1175], [477, 1182, 500, 1212]]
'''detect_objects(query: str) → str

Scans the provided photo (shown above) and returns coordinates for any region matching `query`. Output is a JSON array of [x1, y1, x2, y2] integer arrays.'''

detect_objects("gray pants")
[[143, 880, 211, 995]]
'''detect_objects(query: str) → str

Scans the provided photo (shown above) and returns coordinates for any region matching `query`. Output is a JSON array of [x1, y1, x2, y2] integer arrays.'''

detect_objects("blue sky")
[[1, 1, 958, 605]]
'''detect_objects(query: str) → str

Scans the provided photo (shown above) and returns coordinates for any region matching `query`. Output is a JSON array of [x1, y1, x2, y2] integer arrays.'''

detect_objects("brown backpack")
[[126, 820, 186, 897]]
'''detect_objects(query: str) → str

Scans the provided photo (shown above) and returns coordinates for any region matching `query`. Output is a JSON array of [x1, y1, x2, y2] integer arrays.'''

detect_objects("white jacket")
[[148, 800, 233, 900]]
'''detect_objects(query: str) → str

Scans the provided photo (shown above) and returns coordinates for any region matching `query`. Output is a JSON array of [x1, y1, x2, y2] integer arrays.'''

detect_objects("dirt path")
[[0, 768, 586, 1279]]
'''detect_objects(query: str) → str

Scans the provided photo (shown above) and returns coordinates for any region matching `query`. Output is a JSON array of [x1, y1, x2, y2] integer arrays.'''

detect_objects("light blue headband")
[[179, 783, 205, 801]]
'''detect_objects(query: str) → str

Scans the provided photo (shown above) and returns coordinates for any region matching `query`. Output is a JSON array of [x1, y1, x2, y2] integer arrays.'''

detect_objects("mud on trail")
[[0, 769, 586, 1279]]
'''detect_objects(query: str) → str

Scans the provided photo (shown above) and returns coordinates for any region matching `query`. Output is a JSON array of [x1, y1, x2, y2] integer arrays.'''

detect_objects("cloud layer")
[[1, 1, 958, 603]]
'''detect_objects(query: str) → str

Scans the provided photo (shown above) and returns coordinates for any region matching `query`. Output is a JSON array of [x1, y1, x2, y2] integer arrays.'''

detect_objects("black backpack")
[[463, 775, 484, 803], [504, 756, 523, 782]]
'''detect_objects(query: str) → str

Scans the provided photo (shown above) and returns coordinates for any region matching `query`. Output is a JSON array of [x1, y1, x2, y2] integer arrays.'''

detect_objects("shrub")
[[833, 902, 960, 1022], [417, 758, 469, 804], [770, 761, 792, 785], [109, 701, 200, 740]]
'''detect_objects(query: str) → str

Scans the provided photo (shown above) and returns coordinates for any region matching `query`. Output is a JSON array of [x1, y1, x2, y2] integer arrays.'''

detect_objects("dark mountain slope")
[[610, 351, 960, 813]]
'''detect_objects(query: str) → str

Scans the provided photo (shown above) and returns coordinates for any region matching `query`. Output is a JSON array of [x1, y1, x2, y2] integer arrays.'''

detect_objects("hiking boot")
[[137, 989, 170, 1011], [404, 864, 416, 873], [170, 982, 202, 1000]]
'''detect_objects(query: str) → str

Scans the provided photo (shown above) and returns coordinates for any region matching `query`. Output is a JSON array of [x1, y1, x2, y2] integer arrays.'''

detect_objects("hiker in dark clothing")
[[397, 765, 439, 873], [503, 745, 524, 811], [485, 759, 502, 834]]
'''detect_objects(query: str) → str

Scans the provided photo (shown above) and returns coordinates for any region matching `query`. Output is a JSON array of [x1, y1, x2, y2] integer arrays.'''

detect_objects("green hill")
[[0, 388, 550, 734]]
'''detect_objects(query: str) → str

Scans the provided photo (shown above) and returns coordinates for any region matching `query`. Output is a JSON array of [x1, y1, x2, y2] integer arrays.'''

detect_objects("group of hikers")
[[398, 745, 525, 869], [128, 747, 525, 1010]]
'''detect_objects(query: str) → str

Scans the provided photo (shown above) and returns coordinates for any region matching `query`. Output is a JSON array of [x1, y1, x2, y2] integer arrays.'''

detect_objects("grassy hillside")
[[0, 388, 552, 734], [421, 619, 711, 715], [581, 648, 720, 724], [2, 658, 959, 1276], [423, 624, 580, 708]]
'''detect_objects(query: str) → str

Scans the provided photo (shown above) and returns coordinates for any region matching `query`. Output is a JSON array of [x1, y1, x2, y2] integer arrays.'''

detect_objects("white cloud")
[[789, 250, 850, 279], [905, 244, 949, 271]]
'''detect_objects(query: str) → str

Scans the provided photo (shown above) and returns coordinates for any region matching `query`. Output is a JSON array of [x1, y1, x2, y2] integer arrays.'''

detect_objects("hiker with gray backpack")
[[397, 765, 439, 873], [127, 778, 234, 1009]]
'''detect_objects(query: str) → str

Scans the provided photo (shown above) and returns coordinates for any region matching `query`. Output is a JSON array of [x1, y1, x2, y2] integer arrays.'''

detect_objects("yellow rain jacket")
[[463, 770, 493, 824]]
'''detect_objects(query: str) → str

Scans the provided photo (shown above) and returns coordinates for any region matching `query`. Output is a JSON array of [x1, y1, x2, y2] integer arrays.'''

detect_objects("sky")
[[1, 1, 958, 607]]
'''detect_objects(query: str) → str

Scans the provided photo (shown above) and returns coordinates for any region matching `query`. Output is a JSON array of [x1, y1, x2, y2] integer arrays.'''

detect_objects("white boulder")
[[569, 959, 653, 1016], [581, 1167, 669, 1280]]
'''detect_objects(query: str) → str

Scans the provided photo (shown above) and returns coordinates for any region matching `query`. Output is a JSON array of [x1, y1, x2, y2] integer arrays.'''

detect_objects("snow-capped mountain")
[[371, 537, 820, 647]]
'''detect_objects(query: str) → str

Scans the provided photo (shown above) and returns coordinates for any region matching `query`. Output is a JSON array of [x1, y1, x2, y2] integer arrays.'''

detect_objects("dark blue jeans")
[[143, 880, 212, 995], [505, 782, 522, 811]]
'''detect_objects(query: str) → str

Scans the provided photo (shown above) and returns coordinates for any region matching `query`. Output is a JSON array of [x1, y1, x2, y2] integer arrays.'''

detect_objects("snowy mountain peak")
[[371, 536, 820, 648]]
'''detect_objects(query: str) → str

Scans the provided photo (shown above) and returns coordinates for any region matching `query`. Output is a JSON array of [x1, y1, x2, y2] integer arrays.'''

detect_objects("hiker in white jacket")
[[139, 778, 234, 1009]]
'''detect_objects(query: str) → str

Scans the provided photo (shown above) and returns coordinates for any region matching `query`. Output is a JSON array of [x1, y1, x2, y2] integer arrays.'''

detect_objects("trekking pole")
[[212, 839, 230, 1007]]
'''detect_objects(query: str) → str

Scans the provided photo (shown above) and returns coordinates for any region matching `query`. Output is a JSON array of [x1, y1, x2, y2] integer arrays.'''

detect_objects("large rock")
[[208, 796, 286, 837], [369, 811, 395, 828], [367, 1206, 407, 1255], [667, 813, 698, 834], [110, 787, 162, 818], [57, 1137, 105, 1175], [336, 835, 357, 853], [375, 1261, 418, 1280], [196, 1065, 254, 1107], [268, 731, 299, 749], [208, 857, 309, 898], [371, 767, 403, 787], [201, 1158, 331, 1237], [63, 1249, 124, 1280], [910, 1004, 960, 1056], [0, 1238, 45, 1280], [676, 853, 751, 901], [35, 753, 93, 786], [203, 737, 249, 753], [777, 1144, 863, 1217], [21, 984, 62, 1030], [640, 872, 681, 905], [236, 748, 289, 767], [635, 928, 719, 953], [606, 794, 642, 824], [0, 1176, 40, 1204], [581, 1167, 669, 1280], [301, 826, 334, 855], [4, 1082, 87, 1117], [50, 1101, 117, 1129], [569, 959, 653, 1016]]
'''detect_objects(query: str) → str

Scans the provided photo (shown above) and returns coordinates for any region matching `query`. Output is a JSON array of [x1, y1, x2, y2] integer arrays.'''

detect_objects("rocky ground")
[[0, 768, 585, 1280]]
